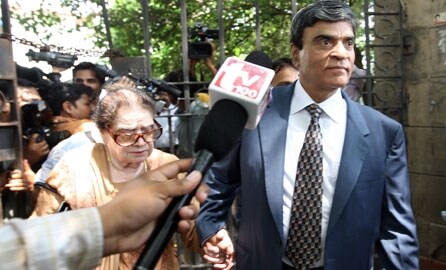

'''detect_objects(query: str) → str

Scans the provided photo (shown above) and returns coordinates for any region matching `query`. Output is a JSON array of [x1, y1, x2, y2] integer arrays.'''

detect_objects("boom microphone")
[[148, 78, 183, 98], [95, 64, 183, 97], [134, 55, 274, 270]]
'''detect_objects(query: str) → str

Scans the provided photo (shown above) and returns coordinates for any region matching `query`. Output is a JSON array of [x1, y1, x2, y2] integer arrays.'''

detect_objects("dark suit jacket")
[[196, 82, 419, 270]]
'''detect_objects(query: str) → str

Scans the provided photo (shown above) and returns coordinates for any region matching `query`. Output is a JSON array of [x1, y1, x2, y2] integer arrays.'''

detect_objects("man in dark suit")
[[195, 1, 419, 269]]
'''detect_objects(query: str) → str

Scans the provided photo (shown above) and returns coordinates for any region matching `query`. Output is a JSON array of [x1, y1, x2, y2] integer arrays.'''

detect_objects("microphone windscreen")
[[194, 99, 247, 161], [244, 51, 273, 69]]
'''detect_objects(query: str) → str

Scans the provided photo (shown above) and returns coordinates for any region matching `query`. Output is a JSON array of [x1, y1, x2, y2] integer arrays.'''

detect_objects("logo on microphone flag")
[[208, 57, 275, 130], [213, 57, 271, 99]]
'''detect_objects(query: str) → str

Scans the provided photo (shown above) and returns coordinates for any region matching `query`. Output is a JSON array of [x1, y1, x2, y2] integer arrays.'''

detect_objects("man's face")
[[292, 21, 355, 100], [65, 94, 93, 120], [74, 69, 102, 93]]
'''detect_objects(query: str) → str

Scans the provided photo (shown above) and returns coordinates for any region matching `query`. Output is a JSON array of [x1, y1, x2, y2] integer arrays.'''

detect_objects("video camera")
[[21, 100, 70, 148], [26, 49, 78, 69], [188, 22, 219, 59]]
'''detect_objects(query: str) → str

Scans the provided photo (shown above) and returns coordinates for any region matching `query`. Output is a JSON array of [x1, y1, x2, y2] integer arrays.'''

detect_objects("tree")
[[10, 0, 365, 78]]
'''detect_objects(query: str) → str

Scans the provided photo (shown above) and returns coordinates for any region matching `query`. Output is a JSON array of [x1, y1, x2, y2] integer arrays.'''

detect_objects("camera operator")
[[25, 49, 135, 95], [17, 78, 50, 172], [189, 41, 217, 80], [188, 22, 218, 82], [1, 65, 55, 217], [2, 78, 51, 218]]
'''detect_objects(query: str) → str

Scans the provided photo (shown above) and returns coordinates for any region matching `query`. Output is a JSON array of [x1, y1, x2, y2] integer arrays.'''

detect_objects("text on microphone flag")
[[213, 57, 272, 99]]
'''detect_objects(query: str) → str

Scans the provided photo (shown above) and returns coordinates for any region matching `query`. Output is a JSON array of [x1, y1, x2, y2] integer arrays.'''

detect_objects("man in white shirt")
[[196, 1, 419, 269]]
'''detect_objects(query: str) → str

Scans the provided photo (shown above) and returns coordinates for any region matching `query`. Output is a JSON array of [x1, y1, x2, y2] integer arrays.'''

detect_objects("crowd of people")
[[0, 1, 418, 269]]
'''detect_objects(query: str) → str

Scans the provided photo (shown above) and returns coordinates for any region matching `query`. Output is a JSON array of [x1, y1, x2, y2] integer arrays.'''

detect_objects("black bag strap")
[[33, 182, 71, 212]]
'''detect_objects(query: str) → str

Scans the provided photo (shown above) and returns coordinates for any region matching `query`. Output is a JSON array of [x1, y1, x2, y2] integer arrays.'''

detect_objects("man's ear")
[[291, 44, 300, 69]]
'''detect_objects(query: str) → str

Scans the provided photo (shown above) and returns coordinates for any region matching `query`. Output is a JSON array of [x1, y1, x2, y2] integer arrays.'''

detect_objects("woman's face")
[[103, 104, 156, 166]]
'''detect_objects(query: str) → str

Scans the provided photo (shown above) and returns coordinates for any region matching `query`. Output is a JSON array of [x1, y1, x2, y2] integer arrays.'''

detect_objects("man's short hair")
[[45, 82, 94, 116], [72, 62, 106, 85], [290, 0, 358, 49]]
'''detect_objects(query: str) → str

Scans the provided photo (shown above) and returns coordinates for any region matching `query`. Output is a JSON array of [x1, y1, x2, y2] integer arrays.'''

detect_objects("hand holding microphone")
[[134, 53, 274, 270]]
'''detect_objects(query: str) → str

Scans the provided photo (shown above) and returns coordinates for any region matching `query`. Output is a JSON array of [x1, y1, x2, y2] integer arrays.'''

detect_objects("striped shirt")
[[0, 208, 102, 269]]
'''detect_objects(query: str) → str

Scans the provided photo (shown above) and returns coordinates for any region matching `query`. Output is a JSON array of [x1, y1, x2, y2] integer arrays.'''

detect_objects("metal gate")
[[363, 0, 406, 123]]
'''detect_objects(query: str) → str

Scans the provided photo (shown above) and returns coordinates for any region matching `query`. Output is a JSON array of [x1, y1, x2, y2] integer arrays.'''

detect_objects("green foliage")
[[12, 2, 62, 41], [10, 0, 365, 78]]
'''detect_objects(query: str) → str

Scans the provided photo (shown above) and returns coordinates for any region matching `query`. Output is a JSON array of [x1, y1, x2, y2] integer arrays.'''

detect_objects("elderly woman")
[[32, 87, 182, 269]]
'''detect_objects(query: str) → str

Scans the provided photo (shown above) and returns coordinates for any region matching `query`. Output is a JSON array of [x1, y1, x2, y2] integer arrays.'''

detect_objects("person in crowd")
[[16, 79, 50, 171], [271, 57, 300, 87], [342, 63, 366, 103], [172, 42, 218, 158], [73, 62, 136, 102], [32, 87, 184, 269], [2, 67, 52, 219], [189, 41, 218, 82], [72, 62, 106, 95], [34, 122, 102, 184], [45, 82, 95, 135], [154, 89, 179, 154], [10, 83, 96, 191], [0, 158, 207, 270], [196, 1, 419, 270], [34, 79, 137, 184], [175, 87, 210, 159]]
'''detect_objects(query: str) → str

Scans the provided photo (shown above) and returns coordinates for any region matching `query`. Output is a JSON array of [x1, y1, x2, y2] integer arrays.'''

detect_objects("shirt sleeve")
[[0, 207, 103, 270], [36, 146, 65, 183]]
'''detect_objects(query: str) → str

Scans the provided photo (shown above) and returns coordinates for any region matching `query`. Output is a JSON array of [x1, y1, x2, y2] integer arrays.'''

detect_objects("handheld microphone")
[[208, 55, 275, 129], [134, 100, 247, 270], [134, 55, 274, 270]]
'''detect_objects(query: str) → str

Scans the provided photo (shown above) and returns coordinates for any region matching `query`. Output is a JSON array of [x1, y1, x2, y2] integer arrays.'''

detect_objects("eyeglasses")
[[108, 120, 163, 147]]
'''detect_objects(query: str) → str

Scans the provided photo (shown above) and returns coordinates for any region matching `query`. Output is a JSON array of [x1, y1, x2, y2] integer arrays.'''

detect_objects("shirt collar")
[[291, 81, 345, 124]]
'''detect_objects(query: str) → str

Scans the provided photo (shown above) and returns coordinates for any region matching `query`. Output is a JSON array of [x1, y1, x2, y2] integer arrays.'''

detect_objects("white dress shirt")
[[282, 81, 347, 267], [0, 208, 103, 269], [155, 103, 179, 149]]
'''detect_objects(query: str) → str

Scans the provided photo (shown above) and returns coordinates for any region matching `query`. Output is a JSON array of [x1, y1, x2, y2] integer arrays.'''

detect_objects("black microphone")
[[148, 78, 183, 98], [134, 99, 248, 270]]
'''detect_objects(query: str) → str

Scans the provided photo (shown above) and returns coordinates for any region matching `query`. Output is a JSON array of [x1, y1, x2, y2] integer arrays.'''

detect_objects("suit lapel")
[[257, 88, 369, 239], [327, 94, 370, 234], [259, 85, 294, 240]]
